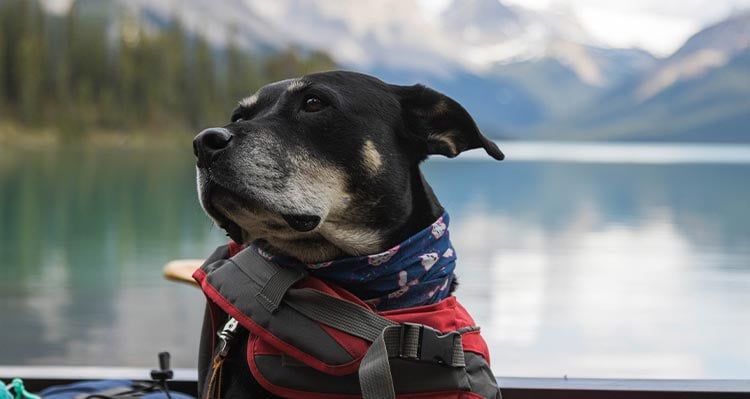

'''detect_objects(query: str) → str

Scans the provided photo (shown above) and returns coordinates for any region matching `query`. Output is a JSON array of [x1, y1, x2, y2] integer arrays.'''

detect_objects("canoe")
[[1, 366, 747, 399]]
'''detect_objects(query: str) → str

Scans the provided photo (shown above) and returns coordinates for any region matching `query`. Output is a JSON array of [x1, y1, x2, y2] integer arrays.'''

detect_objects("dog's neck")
[[384, 167, 444, 248], [253, 166, 443, 264], [252, 210, 456, 311]]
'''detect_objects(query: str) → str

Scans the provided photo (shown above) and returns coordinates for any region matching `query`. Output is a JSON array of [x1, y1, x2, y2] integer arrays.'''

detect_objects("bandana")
[[247, 213, 457, 311]]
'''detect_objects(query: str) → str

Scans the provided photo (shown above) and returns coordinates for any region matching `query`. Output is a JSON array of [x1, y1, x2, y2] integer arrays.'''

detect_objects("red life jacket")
[[193, 244, 501, 399]]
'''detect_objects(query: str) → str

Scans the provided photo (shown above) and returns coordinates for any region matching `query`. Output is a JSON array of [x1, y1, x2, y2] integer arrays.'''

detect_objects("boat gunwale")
[[1, 366, 748, 398]]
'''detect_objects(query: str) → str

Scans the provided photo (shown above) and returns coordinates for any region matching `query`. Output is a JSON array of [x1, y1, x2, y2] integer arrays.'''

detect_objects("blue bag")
[[39, 380, 195, 399]]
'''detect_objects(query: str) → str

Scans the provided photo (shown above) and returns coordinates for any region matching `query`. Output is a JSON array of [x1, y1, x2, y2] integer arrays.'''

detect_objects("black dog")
[[193, 71, 503, 398]]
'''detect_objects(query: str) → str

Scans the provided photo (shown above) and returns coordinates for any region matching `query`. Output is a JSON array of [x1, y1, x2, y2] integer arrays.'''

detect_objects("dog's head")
[[195, 71, 502, 263]]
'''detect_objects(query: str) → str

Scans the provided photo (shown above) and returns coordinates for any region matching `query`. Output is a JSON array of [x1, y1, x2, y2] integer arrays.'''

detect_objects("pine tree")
[[162, 18, 188, 119], [0, 0, 338, 136], [17, 0, 45, 125], [185, 36, 218, 128], [0, 7, 5, 112], [224, 26, 263, 109]]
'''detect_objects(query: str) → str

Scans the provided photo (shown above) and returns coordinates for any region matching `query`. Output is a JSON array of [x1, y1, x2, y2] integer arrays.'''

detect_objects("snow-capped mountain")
[[115, 0, 655, 85], [545, 12, 750, 142], [84, 0, 749, 141], [634, 11, 750, 101], [117, 0, 462, 75]]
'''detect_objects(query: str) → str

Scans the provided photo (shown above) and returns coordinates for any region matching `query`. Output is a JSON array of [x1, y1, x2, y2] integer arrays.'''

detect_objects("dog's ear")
[[391, 84, 504, 160]]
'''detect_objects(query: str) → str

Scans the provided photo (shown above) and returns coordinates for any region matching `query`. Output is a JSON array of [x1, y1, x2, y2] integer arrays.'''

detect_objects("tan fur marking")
[[319, 224, 383, 256], [286, 79, 308, 93], [238, 94, 258, 108], [361, 140, 382, 175], [430, 132, 459, 157], [433, 98, 449, 116]]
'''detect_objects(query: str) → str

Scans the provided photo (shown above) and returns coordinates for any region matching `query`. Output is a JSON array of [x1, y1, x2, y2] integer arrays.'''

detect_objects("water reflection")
[[423, 161, 750, 378], [0, 147, 223, 367], [1, 147, 748, 378]]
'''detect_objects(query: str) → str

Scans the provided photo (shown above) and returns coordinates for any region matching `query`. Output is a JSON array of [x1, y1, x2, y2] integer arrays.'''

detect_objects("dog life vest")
[[194, 244, 502, 399]]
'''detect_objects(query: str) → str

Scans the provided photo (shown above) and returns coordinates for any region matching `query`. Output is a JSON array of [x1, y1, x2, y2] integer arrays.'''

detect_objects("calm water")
[[1, 142, 749, 379]]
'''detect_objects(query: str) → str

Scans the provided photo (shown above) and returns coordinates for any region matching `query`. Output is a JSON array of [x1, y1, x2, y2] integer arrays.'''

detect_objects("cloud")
[[473, 0, 750, 55], [575, 6, 699, 56]]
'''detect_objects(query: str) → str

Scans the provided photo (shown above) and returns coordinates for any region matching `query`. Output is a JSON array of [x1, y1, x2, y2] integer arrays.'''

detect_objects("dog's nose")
[[193, 128, 233, 165]]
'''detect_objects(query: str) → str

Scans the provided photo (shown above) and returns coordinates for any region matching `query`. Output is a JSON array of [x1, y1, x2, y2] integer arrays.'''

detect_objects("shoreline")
[[0, 124, 193, 150]]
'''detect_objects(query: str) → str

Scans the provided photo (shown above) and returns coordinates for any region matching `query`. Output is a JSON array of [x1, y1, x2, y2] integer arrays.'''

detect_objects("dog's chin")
[[202, 184, 330, 253], [201, 199, 245, 244], [205, 193, 386, 263], [199, 183, 252, 243]]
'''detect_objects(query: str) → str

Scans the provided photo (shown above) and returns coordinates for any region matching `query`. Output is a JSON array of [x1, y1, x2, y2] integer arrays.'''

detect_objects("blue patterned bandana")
[[251, 213, 456, 311]]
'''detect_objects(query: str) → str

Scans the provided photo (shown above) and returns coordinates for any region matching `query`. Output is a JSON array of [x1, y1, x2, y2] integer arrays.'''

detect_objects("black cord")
[[159, 382, 173, 399], [83, 380, 176, 399]]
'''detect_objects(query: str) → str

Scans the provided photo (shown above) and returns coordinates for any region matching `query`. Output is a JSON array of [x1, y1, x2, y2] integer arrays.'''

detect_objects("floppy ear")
[[391, 84, 504, 160]]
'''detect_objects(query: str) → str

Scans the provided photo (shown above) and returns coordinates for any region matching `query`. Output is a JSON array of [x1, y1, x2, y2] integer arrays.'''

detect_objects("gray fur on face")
[[198, 127, 385, 262], [195, 71, 502, 264]]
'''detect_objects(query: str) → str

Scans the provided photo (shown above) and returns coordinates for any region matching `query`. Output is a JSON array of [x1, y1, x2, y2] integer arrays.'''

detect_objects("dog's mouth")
[[200, 183, 245, 243], [202, 179, 323, 242], [281, 214, 321, 232]]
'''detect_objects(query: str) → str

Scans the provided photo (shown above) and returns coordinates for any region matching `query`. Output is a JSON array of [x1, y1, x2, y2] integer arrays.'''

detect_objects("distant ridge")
[[110, 0, 750, 142]]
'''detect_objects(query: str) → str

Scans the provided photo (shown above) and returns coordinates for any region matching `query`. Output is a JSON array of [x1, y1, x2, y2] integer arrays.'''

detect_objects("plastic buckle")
[[418, 326, 459, 366]]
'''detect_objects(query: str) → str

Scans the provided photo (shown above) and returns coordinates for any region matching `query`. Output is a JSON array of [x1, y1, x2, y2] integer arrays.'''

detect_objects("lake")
[[1, 141, 748, 379]]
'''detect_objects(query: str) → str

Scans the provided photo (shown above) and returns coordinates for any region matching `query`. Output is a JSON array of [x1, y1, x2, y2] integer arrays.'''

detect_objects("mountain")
[[487, 45, 657, 125], [438, 0, 656, 87], [118, 0, 649, 82], [549, 12, 750, 142], [145, 0, 654, 134], [115, 0, 281, 53], [635, 12, 750, 102], [116, 0, 462, 75], [370, 66, 545, 134], [68, 0, 749, 142]]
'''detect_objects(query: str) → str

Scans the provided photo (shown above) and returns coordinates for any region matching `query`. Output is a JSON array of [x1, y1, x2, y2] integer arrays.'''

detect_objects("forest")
[[0, 0, 336, 139]]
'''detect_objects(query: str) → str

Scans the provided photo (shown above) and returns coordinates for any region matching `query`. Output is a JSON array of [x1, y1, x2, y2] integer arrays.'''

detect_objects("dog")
[[193, 70, 503, 398]]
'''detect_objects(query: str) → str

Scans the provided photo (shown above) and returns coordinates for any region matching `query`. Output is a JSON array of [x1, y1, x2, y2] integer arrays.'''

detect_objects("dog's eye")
[[302, 95, 326, 113]]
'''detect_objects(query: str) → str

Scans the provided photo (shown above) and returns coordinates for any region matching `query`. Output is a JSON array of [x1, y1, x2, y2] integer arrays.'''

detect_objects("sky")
[[43, 0, 750, 57], [419, 0, 750, 56]]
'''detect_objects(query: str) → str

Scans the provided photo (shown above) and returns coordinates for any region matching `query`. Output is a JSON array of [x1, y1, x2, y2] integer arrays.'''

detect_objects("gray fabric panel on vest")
[[389, 357, 470, 393], [464, 352, 502, 399], [285, 288, 397, 341], [199, 245, 231, 275], [205, 260, 354, 365], [230, 247, 278, 282], [254, 354, 362, 394], [253, 266, 305, 313], [254, 354, 481, 395]]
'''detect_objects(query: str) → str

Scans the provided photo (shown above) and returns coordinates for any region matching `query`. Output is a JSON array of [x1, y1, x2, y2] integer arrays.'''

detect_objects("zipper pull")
[[205, 317, 240, 399], [216, 317, 240, 358]]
